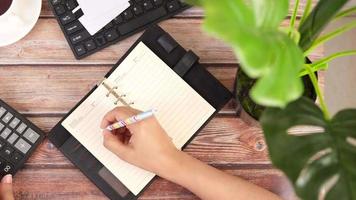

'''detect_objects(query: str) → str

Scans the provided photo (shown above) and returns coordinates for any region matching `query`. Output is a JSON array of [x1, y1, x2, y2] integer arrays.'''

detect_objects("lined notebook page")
[[62, 42, 216, 195]]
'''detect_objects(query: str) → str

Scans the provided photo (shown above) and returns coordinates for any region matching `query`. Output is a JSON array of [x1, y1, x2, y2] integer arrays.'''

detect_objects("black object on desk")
[[48, 25, 232, 200], [48, 0, 190, 59], [0, 99, 45, 179]]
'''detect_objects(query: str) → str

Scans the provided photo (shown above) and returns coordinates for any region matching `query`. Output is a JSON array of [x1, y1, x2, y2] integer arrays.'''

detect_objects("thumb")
[[102, 130, 131, 159], [1, 175, 14, 200]]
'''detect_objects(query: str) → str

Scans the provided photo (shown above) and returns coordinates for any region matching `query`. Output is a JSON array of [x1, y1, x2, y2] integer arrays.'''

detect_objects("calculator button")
[[23, 128, 40, 144], [0, 161, 13, 176], [0, 146, 14, 159], [2, 112, 13, 124], [0, 123, 4, 132], [0, 107, 6, 118], [16, 123, 27, 134], [14, 139, 31, 154], [0, 140, 5, 150], [11, 152, 23, 164], [7, 133, 19, 145], [0, 128, 11, 140], [9, 117, 20, 129]]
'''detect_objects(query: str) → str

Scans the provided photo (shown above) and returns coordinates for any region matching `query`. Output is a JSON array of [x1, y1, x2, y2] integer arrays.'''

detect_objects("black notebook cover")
[[48, 25, 232, 200]]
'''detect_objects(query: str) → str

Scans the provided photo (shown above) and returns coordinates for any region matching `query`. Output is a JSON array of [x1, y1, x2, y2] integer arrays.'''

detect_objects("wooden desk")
[[0, 1, 322, 199]]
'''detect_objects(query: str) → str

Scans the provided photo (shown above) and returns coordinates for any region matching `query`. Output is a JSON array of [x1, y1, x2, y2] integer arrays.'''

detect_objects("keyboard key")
[[9, 118, 20, 129], [11, 152, 23, 164], [60, 12, 76, 25], [70, 31, 90, 44], [143, 0, 154, 10], [2, 112, 13, 124], [23, 128, 40, 144], [113, 16, 124, 24], [74, 45, 86, 56], [0, 128, 11, 140], [0, 146, 14, 159], [14, 139, 31, 154], [66, 0, 78, 10], [95, 35, 107, 46], [0, 123, 4, 132], [16, 123, 27, 134], [0, 140, 5, 150], [105, 22, 113, 30], [51, 0, 61, 6], [167, 0, 180, 12], [153, 0, 163, 6], [105, 30, 119, 42], [0, 107, 6, 118], [65, 21, 83, 35], [83, 40, 96, 51], [118, 7, 167, 35], [7, 133, 19, 145], [54, 5, 66, 15], [123, 9, 134, 20], [133, 5, 143, 15]]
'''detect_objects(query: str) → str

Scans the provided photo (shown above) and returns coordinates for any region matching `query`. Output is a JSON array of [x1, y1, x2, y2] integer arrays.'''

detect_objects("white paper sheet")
[[77, 0, 130, 35]]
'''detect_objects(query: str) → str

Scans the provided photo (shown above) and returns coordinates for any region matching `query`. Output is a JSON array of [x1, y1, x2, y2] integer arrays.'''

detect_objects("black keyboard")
[[0, 99, 45, 178], [49, 0, 190, 59]]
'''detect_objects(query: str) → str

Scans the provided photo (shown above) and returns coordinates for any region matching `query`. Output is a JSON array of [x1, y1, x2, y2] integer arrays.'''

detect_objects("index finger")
[[100, 106, 140, 129]]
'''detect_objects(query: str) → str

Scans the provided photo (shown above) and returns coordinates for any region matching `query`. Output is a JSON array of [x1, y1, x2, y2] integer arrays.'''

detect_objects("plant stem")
[[289, 0, 300, 37], [300, 0, 312, 25], [304, 64, 330, 119], [299, 50, 356, 76], [334, 6, 356, 20], [304, 20, 356, 56]]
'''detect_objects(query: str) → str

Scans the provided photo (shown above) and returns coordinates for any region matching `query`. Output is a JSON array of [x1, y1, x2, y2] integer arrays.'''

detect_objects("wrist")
[[155, 148, 185, 179]]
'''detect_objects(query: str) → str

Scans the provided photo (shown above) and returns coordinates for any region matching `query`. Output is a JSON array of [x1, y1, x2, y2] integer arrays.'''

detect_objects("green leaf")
[[299, 0, 349, 51], [251, 0, 289, 29], [260, 97, 356, 200], [189, 0, 304, 107]]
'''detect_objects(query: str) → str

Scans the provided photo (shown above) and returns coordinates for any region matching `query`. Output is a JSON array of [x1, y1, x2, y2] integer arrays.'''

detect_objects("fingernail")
[[2, 174, 12, 184]]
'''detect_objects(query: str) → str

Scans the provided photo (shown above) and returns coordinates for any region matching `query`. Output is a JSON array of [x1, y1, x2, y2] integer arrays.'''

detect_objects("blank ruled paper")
[[62, 42, 216, 195]]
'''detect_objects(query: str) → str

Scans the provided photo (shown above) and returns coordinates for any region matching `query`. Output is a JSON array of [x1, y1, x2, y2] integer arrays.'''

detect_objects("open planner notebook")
[[61, 42, 216, 195]]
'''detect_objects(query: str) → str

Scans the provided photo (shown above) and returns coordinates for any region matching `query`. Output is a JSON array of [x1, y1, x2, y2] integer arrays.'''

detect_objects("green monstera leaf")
[[260, 97, 356, 200], [187, 0, 304, 107]]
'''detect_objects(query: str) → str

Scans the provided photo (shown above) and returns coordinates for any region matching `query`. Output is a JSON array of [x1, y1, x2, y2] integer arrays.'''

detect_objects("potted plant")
[[188, 0, 356, 199]]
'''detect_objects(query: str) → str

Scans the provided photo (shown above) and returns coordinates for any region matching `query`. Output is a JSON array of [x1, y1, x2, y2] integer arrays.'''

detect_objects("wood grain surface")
[[0, 1, 324, 199]]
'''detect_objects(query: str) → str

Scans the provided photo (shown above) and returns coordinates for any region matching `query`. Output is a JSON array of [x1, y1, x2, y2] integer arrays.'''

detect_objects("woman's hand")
[[0, 175, 14, 200], [100, 106, 180, 175]]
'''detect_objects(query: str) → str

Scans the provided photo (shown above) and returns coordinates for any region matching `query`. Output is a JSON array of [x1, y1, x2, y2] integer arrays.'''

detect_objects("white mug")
[[0, 0, 25, 28]]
